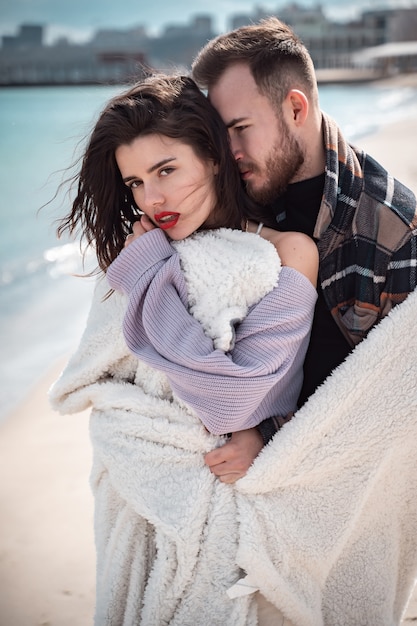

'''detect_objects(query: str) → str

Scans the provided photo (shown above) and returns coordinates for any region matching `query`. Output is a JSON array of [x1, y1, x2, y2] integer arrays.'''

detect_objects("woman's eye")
[[160, 167, 174, 177], [129, 180, 142, 189]]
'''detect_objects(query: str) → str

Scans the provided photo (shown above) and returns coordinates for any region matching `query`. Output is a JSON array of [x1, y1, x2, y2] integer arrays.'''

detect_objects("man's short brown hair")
[[192, 17, 318, 108]]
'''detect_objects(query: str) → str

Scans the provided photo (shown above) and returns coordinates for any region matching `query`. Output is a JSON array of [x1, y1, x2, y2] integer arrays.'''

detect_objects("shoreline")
[[1, 68, 416, 89], [358, 113, 417, 193], [1, 86, 416, 624], [316, 68, 417, 87], [0, 359, 96, 626]]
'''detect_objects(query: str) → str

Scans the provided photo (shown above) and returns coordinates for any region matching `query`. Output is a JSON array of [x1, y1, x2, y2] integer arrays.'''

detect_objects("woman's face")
[[116, 134, 218, 240]]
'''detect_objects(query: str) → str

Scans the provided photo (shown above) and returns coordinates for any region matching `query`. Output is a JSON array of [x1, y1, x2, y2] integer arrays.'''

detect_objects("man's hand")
[[204, 428, 264, 484]]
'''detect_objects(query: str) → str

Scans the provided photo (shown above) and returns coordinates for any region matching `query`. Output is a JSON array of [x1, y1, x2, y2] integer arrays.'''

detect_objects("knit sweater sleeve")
[[107, 229, 317, 435]]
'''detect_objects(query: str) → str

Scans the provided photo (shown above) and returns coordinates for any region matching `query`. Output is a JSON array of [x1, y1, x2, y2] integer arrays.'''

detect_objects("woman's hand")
[[204, 428, 264, 483], [124, 215, 157, 247]]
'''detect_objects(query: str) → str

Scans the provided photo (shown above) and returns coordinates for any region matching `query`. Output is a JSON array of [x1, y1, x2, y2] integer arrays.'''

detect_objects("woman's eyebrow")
[[122, 157, 177, 183], [147, 156, 176, 174]]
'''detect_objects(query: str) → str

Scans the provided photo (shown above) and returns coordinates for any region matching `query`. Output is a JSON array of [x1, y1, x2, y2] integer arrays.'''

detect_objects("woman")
[[50, 74, 317, 625]]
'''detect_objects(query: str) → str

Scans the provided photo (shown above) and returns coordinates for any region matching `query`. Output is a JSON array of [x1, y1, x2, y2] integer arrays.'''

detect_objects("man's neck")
[[292, 114, 326, 183], [270, 173, 325, 238]]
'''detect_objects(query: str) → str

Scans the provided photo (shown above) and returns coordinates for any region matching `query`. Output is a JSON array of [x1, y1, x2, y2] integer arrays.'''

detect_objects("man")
[[191, 17, 417, 482]]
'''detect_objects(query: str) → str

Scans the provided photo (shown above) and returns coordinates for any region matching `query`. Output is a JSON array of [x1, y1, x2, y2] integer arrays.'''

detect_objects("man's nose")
[[229, 135, 244, 161]]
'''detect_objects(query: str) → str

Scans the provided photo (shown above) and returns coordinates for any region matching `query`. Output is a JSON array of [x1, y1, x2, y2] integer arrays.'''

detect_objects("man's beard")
[[246, 120, 305, 205]]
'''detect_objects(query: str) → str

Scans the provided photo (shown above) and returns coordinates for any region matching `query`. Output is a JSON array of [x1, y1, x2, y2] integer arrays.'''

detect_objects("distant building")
[[147, 15, 216, 69], [2, 24, 44, 50], [363, 7, 417, 44], [0, 39, 147, 86], [230, 4, 417, 71], [0, 6, 416, 86], [352, 41, 417, 74], [90, 26, 148, 52]]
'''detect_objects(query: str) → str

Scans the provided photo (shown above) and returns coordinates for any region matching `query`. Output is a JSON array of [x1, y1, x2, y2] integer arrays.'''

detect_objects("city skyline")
[[1, 0, 412, 45]]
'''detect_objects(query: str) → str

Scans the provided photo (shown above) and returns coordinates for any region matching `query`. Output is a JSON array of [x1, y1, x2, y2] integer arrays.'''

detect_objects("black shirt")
[[268, 174, 351, 407]]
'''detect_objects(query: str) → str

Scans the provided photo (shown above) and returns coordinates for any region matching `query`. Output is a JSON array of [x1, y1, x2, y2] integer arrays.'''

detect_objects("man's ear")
[[284, 89, 309, 126]]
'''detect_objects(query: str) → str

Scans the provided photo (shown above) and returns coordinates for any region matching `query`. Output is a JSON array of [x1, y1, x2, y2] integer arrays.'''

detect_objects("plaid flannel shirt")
[[316, 113, 417, 347], [257, 113, 417, 445]]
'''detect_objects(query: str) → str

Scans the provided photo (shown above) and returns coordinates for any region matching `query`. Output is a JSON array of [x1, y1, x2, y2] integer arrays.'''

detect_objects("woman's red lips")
[[154, 212, 180, 230]]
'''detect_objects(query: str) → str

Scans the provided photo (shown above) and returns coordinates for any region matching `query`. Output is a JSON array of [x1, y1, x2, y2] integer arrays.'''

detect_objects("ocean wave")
[[0, 240, 96, 422], [44, 241, 95, 278], [321, 83, 417, 142], [0, 241, 95, 287], [374, 87, 415, 112]]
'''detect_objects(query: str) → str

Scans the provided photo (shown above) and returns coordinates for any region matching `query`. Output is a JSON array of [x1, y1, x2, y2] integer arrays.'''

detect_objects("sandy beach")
[[1, 76, 416, 626], [0, 359, 96, 626]]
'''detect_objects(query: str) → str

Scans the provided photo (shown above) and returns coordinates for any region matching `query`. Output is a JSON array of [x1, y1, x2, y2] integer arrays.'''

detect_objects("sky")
[[0, 0, 414, 44]]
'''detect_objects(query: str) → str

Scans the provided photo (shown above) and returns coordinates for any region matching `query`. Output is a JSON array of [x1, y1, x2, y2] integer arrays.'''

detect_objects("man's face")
[[209, 63, 304, 204]]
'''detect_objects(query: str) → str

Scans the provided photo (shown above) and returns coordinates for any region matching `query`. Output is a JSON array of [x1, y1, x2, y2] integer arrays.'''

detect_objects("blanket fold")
[[234, 285, 417, 625], [49, 229, 417, 625]]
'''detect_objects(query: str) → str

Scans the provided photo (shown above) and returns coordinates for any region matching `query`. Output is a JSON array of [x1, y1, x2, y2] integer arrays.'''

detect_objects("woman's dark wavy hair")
[[57, 73, 254, 271]]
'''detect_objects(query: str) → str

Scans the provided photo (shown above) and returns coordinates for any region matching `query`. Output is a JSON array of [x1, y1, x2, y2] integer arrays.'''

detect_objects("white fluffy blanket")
[[49, 229, 417, 625]]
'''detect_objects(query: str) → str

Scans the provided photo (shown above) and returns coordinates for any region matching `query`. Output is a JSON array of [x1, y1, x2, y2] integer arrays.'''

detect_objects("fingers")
[[208, 462, 247, 483], [204, 446, 227, 467], [206, 458, 248, 484], [217, 471, 246, 484], [132, 219, 146, 235], [140, 214, 156, 231], [204, 428, 264, 482], [124, 216, 156, 247], [124, 233, 135, 248]]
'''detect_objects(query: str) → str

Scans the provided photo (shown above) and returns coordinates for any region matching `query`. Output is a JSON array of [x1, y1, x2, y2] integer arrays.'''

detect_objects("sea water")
[[0, 80, 416, 420]]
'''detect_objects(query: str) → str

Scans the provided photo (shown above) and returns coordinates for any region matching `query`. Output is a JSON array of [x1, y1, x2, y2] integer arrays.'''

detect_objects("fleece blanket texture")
[[49, 229, 417, 626]]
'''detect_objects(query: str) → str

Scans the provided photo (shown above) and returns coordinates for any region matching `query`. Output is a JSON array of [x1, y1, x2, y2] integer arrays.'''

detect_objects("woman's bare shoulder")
[[260, 227, 319, 287]]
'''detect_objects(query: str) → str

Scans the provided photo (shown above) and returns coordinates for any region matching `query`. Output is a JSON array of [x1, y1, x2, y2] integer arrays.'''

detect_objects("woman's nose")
[[143, 184, 164, 208]]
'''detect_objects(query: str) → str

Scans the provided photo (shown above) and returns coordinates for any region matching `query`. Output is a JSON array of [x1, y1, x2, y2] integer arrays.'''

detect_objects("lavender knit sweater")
[[107, 229, 317, 434]]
